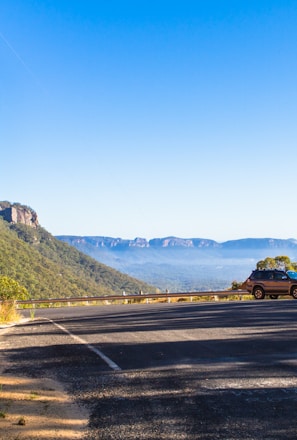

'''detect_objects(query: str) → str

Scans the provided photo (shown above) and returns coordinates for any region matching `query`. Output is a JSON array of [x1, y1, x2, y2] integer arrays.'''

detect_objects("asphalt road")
[[3, 300, 297, 439]]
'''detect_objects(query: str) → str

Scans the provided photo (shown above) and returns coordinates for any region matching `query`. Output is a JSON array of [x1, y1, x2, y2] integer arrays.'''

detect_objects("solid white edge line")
[[45, 318, 122, 371]]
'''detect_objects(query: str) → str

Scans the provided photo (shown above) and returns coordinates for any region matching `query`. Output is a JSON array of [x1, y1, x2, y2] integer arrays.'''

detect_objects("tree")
[[274, 256, 293, 271], [257, 257, 276, 270], [256, 256, 296, 271], [0, 275, 29, 301]]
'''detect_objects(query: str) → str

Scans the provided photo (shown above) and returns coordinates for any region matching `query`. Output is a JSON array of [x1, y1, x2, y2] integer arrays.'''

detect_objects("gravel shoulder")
[[0, 322, 89, 440]]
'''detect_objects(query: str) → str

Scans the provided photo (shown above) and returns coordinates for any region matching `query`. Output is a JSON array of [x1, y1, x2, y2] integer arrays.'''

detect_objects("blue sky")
[[1, 1, 296, 241]]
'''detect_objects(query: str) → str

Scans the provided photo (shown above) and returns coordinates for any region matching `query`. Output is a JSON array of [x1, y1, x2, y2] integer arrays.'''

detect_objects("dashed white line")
[[45, 318, 122, 371]]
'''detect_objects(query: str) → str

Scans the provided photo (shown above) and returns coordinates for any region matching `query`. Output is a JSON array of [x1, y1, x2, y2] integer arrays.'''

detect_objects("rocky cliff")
[[0, 202, 39, 228]]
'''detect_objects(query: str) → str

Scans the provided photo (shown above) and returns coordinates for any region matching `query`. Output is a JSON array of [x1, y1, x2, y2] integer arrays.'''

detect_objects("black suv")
[[246, 269, 297, 300]]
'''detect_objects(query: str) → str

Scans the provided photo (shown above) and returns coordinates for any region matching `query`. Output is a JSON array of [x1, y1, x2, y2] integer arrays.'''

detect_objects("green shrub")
[[0, 275, 29, 323]]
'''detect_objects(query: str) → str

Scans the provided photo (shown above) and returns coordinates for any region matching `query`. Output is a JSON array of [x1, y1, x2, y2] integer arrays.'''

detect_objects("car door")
[[272, 271, 289, 293], [261, 270, 275, 293]]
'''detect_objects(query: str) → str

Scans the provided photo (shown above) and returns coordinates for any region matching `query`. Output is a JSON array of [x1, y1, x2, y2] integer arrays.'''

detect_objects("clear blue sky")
[[1, 1, 296, 241]]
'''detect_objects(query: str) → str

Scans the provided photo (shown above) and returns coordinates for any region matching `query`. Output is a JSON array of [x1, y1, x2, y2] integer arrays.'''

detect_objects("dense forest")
[[0, 217, 156, 299]]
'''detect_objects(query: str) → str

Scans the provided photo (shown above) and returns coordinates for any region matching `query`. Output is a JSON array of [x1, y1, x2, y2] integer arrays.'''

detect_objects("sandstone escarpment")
[[0, 202, 39, 228]]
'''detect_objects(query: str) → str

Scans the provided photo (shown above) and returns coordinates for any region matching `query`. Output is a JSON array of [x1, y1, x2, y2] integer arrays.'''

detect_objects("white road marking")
[[45, 318, 122, 371]]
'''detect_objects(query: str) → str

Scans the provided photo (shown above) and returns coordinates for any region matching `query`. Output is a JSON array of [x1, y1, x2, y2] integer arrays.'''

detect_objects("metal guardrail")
[[15, 290, 250, 307]]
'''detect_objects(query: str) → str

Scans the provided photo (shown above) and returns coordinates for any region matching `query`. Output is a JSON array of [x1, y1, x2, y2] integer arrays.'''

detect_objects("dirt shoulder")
[[0, 324, 89, 440]]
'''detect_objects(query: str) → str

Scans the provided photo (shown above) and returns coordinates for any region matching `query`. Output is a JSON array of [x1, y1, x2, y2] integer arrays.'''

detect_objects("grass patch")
[[0, 301, 22, 324]]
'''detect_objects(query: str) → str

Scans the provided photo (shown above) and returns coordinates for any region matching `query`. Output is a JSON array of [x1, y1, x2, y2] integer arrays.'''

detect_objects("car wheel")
[[269, 295, 278, 299], [291, 286, 297, 299], [253, 286, 265, 300]]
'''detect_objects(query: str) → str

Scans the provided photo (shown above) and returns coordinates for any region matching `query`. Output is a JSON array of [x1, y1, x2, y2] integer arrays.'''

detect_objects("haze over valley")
[[57, 236, 297, 291]]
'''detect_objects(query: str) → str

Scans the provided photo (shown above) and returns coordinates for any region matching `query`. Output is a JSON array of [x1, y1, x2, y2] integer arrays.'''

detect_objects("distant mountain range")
[[56, 236, 297, 291], [56, 235, 297, 252]]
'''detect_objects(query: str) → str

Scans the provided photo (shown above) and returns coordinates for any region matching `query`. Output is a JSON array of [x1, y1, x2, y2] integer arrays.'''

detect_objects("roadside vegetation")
[[0, 275, 29, 323]]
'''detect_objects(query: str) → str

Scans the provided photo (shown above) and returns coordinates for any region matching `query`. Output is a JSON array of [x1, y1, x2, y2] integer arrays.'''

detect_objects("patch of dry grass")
[[0, 302, 22, 325]]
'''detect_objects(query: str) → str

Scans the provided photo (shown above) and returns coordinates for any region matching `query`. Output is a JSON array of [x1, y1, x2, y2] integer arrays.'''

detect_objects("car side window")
[[274, 272, 288, 280], [253, 271, 271, 279]]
